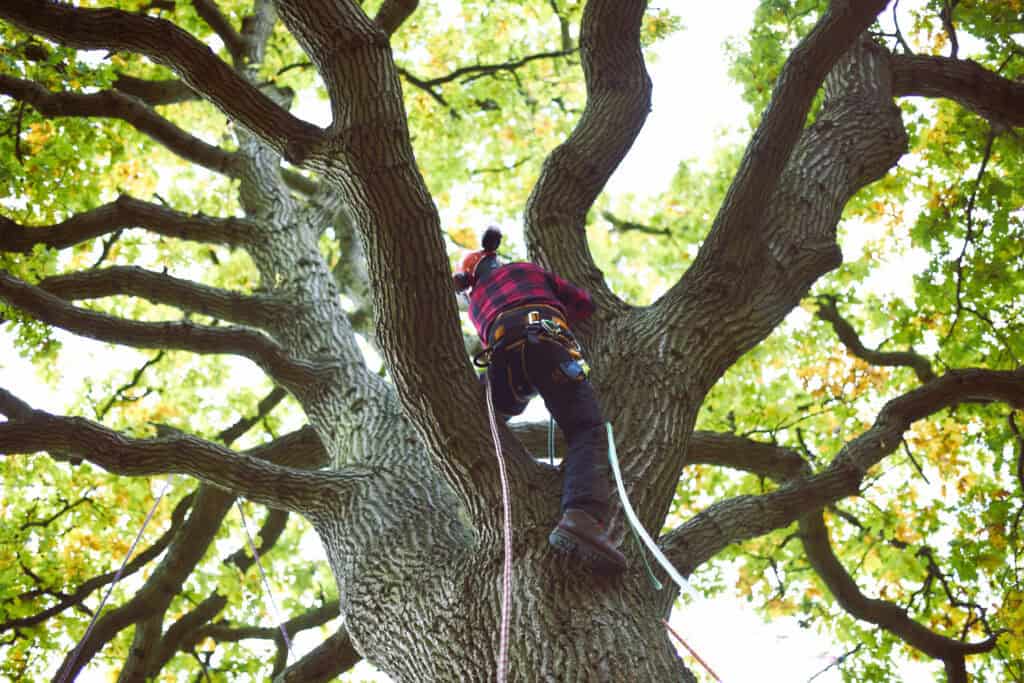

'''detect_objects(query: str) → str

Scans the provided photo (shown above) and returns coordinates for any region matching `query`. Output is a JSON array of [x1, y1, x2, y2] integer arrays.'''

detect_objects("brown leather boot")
[[549, 509, 627, 574]]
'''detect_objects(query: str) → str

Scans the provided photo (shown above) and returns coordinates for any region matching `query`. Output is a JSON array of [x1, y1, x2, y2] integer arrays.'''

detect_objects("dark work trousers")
[[484, 336, 610, 522]]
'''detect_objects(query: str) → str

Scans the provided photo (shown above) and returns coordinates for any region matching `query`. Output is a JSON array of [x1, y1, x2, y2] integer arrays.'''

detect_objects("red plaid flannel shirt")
[[467, 262, 594, 343]]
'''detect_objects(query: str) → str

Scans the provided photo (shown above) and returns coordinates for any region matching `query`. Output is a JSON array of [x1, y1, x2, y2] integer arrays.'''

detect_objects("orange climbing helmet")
[[453, 227, 502, 292]]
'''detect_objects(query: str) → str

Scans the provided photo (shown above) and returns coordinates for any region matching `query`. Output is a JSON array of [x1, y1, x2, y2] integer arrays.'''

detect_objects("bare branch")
[[0, 195, 256, 252], [891, 53, 1024, 129], [193, 0, 246, 63], [816, 296, 936, 383], [0, 74, 238, 176], [193, 599, 337, 644], [939, 0, 960, 60], [602, 211, 671, 237], [400, 48, 575, 89], [947, 128, 996, 339], [653, 406, 1006, 674], [53, 485, 237, 682], [274, 626, 361, 683], [0, 0, 323, 163], [96, 350, 165, 420], [0, 270, 321, 388], [38, 266, 287, 329], [43, 385, 291, 679]]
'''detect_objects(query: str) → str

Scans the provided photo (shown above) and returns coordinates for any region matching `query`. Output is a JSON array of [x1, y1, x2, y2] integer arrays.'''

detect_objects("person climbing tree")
[[454, 227, 626, 574]]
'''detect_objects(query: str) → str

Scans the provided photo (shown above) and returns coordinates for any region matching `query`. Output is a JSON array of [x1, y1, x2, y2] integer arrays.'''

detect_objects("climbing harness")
[[606, 423, 724, 683], [236, 501, 295, 663], [484, 376, 513, 683], [473, 308, 585, 370], [57, 475, 176, 683]]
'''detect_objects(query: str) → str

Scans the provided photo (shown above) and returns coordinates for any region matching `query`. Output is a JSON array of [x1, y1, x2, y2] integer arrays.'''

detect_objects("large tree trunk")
[[310, 469, 694, 681]]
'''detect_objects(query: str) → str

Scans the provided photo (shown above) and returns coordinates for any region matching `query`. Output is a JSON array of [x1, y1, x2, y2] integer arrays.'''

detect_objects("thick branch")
[[274, 625, 361, 683], [0, 74, 238, 175], [38, 266, 286, 329], [0, 270, 321, 389], [0, 195, 256, 252], [274, 0, 525, 524], [694, 0, 889, 261], [816, 296, 936, 383], [193, 0, 246, 63], [54, 485, 237, 682], [524, 0, 651, 314], [242, 426, 330, 469], [373, 0, 418, 36], [891, 53, 1024, 128], [112, 75, 199, 106], [0, 408, 370, 514], [630, 35, 907, 533], [661, 367, 1024, 571], [0, 0, 322, 163]]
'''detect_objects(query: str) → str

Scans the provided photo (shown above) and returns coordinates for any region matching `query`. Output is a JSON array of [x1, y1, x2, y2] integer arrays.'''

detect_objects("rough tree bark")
[[2, 0, 1022, 681]]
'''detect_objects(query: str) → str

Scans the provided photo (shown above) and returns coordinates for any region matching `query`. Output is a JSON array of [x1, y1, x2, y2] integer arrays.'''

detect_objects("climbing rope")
[[606, 423, 725, 683], [662, 619, 723, 683], [57, 475, 176, 683], [236, 501, 295, 663], [484, 376, 513, 683]]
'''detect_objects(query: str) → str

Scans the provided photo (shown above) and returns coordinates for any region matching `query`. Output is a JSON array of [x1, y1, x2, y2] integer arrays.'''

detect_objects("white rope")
[[606, 423, 729, 682], [236, 501, 295, 663], [57, 475, 175, 683], [484, 377, 513, 683], [605, 423, 701, 602]]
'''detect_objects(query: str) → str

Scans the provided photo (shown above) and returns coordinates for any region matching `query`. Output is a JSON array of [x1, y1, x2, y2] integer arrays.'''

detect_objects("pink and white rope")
[[484, 377, 512, 683]]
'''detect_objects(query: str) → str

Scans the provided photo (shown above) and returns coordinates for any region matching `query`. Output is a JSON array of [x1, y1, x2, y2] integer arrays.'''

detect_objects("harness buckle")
[[527, 310, 541, 325]]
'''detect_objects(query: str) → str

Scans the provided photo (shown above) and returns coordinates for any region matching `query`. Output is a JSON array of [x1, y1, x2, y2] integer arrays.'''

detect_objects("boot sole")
[[549, 526, 626, 574]]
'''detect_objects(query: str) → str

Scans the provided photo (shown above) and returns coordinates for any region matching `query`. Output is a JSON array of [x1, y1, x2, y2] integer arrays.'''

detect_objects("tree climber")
[[454, 227, 626, 574]]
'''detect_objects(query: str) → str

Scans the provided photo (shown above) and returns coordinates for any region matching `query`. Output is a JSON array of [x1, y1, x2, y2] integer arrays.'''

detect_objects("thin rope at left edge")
[[484, 376, 512, 683], [236, 501, 295, 663], [56, 475, 175, 683]]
